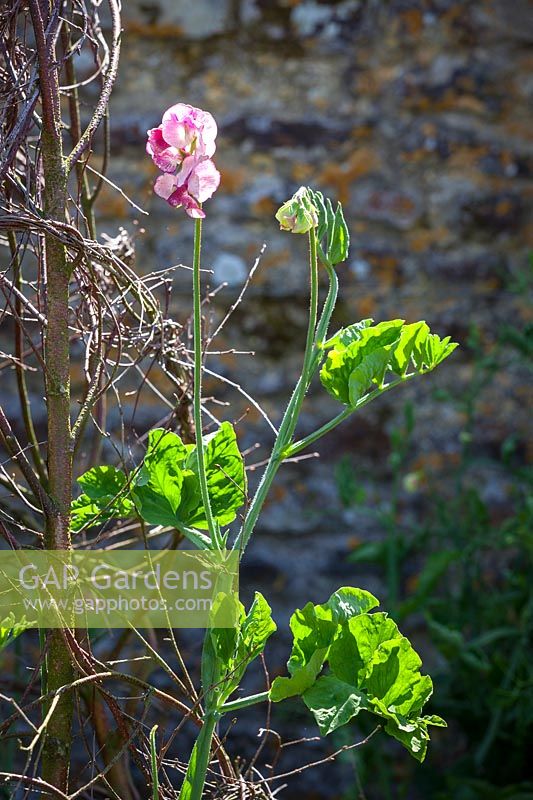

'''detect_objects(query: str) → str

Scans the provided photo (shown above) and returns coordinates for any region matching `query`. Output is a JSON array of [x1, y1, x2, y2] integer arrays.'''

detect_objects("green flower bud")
[[275, 186, 318, 234]]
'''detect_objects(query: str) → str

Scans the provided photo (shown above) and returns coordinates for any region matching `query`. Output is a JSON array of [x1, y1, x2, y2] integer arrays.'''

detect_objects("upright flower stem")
[[237, 226, 320, 554], [192, 217, 218, 547]]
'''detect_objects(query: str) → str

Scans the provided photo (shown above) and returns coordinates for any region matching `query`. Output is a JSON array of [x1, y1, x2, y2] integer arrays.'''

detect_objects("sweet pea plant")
[[71, 103, 457, 798]]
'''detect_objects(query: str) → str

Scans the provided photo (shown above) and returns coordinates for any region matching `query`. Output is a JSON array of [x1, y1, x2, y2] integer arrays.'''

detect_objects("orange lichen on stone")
[[251, 196, 277, 217], [399, 8, 424, 36], [123, 21, 184, 39], [356, 296, 376, 317], [218, 166, 246, 194], [97, 184, 129, 219], [261, 249, 292, 270], [291, 162, 314, 183], [407, 227, 451, 253], [318, 147, 381, 204], [455, 95, 488, 115], [356, 66, 399, 97], [448, 145, 489, 171]]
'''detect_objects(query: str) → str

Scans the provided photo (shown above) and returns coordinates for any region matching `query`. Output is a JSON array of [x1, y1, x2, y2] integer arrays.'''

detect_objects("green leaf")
[[269, 587, 443, 762], [202, 593, 244, 694], [329, 203, 350, 265], [132, 422, 246, 537], [270, 649, 327, 701], [239, 592, 277, 662], [226, 592, 278, 698], [323, 587, 380, 624], [270, 600, 337, 702], [132, 429, 186, 527], [303, 675, 368, 735], [348, 347, 395, 404], [389, 321, 429, 377], [270, 588, 377, 702], [383, 716, 431, 762], [325, 319, 374, 350], [286, 601, 337, 675], [205, 593, 276, 705], [185, 422, 247, 529], [320, 320, 404, 405], [320, 319, 458, 406], [412, 332, 459, 372], [383, 713, 446, 762], [366, 638, 434, 729], [309, 189, 350, 266], [329, 612, 400, 686], [71, 465, 134, 532], [0, 614, 33, 652]]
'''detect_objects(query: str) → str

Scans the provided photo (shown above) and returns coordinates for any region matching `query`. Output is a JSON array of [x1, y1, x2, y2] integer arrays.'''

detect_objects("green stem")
[[301, 226, 319, 391], [286, 375, 416, 458], [220, 690, 269, 714], [181, 711, 218, 800], [150, 725, 159, 800], [236, 226, 320, 554], [192, 217, 217, 547], [309, 260, 338, 373]]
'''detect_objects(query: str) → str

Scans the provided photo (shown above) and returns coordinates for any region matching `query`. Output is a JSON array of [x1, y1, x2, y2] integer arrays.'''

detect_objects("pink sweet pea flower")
[[154, 158, 220, 218], [146, 103, 217, 172], [147, 103, 220, 217]]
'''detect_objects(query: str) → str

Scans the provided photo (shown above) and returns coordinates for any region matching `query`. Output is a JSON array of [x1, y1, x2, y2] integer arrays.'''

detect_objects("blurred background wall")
[[89, 1, 532, 796]]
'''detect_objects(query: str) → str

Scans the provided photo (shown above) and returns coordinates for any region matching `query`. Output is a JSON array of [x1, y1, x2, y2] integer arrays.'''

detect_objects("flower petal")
[[187, 159, 220, 203], [147, 126, 181, 172], [153, 173, 178, 200]]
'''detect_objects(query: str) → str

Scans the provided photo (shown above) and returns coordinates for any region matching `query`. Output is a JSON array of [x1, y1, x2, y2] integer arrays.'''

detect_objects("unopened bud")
[[275, 187, 318, 234]]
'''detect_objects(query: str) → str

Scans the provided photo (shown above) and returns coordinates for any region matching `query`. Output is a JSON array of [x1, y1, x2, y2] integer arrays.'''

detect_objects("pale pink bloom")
[[154, 158, 220, 218], [146, 103, 217, 172], [146, 126, 182, 173]]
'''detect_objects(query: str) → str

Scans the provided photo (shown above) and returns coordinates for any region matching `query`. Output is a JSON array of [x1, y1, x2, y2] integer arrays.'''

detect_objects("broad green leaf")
[[132, 422, 246, 535], [77, 465, 129, 499], [383, 713, 445, 762], [202, 593, 244, 694], [320, 319, 458, 407], [184, 422, 247, 529], [329, 612, 400, 685], [132, 429, 186, 527], [205, 593, 276, 704], [269, 587, 444, 761], [325, 319, 373, 350], [286, 601, 337, 675], [366, 636, 433, 716], [348, 347, 395, 404], [383, 716, 431, 762], [320, 320, 404, 405], [412, 332, 458, 372], [271, 588, 377, 702], [239, 592, 277, 662], [303, 675, 368, 735], [0, 614, 33, 652], [71, 465, 134, 532], [270, 600, 337, 702], [323, 587, 379, 624], [270, 649, 327, 701], [389, 321, 429, 377], [229, 593, 277, 695]]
